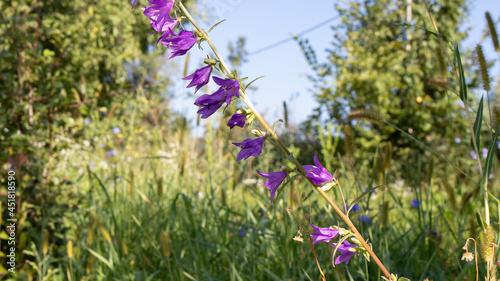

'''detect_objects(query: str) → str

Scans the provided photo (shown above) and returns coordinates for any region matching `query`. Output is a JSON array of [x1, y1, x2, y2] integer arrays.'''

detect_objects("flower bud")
[[203, 59, 217, 65], [251, 128, 267, 137]]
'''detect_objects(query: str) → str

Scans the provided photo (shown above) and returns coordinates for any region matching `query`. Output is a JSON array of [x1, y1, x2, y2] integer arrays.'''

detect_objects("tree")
[[300, 0, 478, 160], [0, 0, 195, 273]]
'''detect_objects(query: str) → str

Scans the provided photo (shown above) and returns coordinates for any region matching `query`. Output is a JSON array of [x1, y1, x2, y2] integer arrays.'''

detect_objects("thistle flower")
[[194, 91, 225, 119], [142, 0, 174, 33], [332, 241, 358, 265], [212, 77, 240, 104], [183, 65, 212, 93], [309, 223, 339, 244], [227, 112, 246, 129], [233, 136, 266, 161], [162, 30, 198, 60], [256, 170, 288, 202], [303, 155, 334, 186]]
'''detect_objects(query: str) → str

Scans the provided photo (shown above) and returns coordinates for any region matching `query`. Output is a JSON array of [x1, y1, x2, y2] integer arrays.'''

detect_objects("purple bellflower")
[[183, 65, 212, 93], [233, 136, 266, 161], [227, 112, 246, 129], [256, 170, 288, 202], [332, 241, 358, 265], [142, 0, 174, 33], [154, 19, 179, 44], [162, 30, 198, 60], [194, 91, 225, 119], [212, 77, 240, 104], [310, 223, 339, 245], [303, 155, 334, 185], [132, 0, 139, 8]]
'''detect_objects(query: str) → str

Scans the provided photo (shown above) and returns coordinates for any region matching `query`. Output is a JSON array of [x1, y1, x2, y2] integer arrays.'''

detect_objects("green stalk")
[[177, 3, 393, 280]]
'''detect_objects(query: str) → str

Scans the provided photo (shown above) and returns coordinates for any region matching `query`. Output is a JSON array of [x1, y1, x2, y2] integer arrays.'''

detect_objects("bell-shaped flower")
[[212, 77, 240, 105], [332, 241, 358, 265], [227, 112, 247, 129], [303, 155, 334, 186], [194, 91, 225, 119], [256, 170, 288, 202], [233, 136, 266, 161], [154, 19, 179, 44], [142, 0, 174, 33], [183, 65, 212, 93], [162, 30, 198, 60], [310, 223, 339, 245]]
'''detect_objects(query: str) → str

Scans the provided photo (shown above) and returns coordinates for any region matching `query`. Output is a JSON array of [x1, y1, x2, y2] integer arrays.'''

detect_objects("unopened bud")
[[351, 237, 362, 246], [251, 129, 266, 137], [320, 180, 337, 192], [203, 59, 217, 65]]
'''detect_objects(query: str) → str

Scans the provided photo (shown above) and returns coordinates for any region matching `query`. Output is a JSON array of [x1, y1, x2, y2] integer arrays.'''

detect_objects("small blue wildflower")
[[112, 127, 121, 134], [351, 203, 360, 212], [106, 150, 117, 157], [411, 199, 421, 209], [239, 227, 247, 237], [89, 161, 96, 168], [470, 151, 477, 160], [365, 187, 375, 194], [482, 148, 488, 159], [454, 137, 461, 144], [490, 173, 494, 179], [358, 215, 371, 224], [84, 119, 92, 125], [98, 143, 104, 148]]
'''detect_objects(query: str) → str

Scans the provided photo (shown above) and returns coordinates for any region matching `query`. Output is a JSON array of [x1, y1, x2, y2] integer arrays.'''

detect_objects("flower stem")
[[178, 3, 393, 280]]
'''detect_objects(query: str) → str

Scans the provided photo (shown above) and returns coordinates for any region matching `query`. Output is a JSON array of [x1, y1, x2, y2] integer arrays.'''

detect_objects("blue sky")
[[168, 0, 500, 126]]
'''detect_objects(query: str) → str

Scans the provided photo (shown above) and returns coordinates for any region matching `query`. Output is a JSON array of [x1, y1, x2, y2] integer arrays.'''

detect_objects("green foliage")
[[299, 0, 479, 159], [0, 0, 190, 275]]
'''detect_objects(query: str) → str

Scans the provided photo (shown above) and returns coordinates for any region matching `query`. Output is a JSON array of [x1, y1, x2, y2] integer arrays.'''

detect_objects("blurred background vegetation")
[[1, 0, 499, 280]]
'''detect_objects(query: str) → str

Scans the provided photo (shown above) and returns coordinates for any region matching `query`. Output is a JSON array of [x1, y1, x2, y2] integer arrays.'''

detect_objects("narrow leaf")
[[244, 76, 265, 91], [347, 185, 384, 215], [471, 95, 484, 150], [208, 19, 226, 33], [454, 44, 468, 102], [480, 125, 498, 192]]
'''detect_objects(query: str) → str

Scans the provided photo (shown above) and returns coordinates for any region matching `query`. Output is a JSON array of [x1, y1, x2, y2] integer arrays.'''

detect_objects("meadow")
[[2, 0, 500, 280]]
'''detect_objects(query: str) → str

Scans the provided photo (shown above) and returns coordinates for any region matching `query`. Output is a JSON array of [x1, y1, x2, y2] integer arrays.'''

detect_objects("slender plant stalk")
[[422, 0, 492, 277], [178, 3, 393, 280]]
